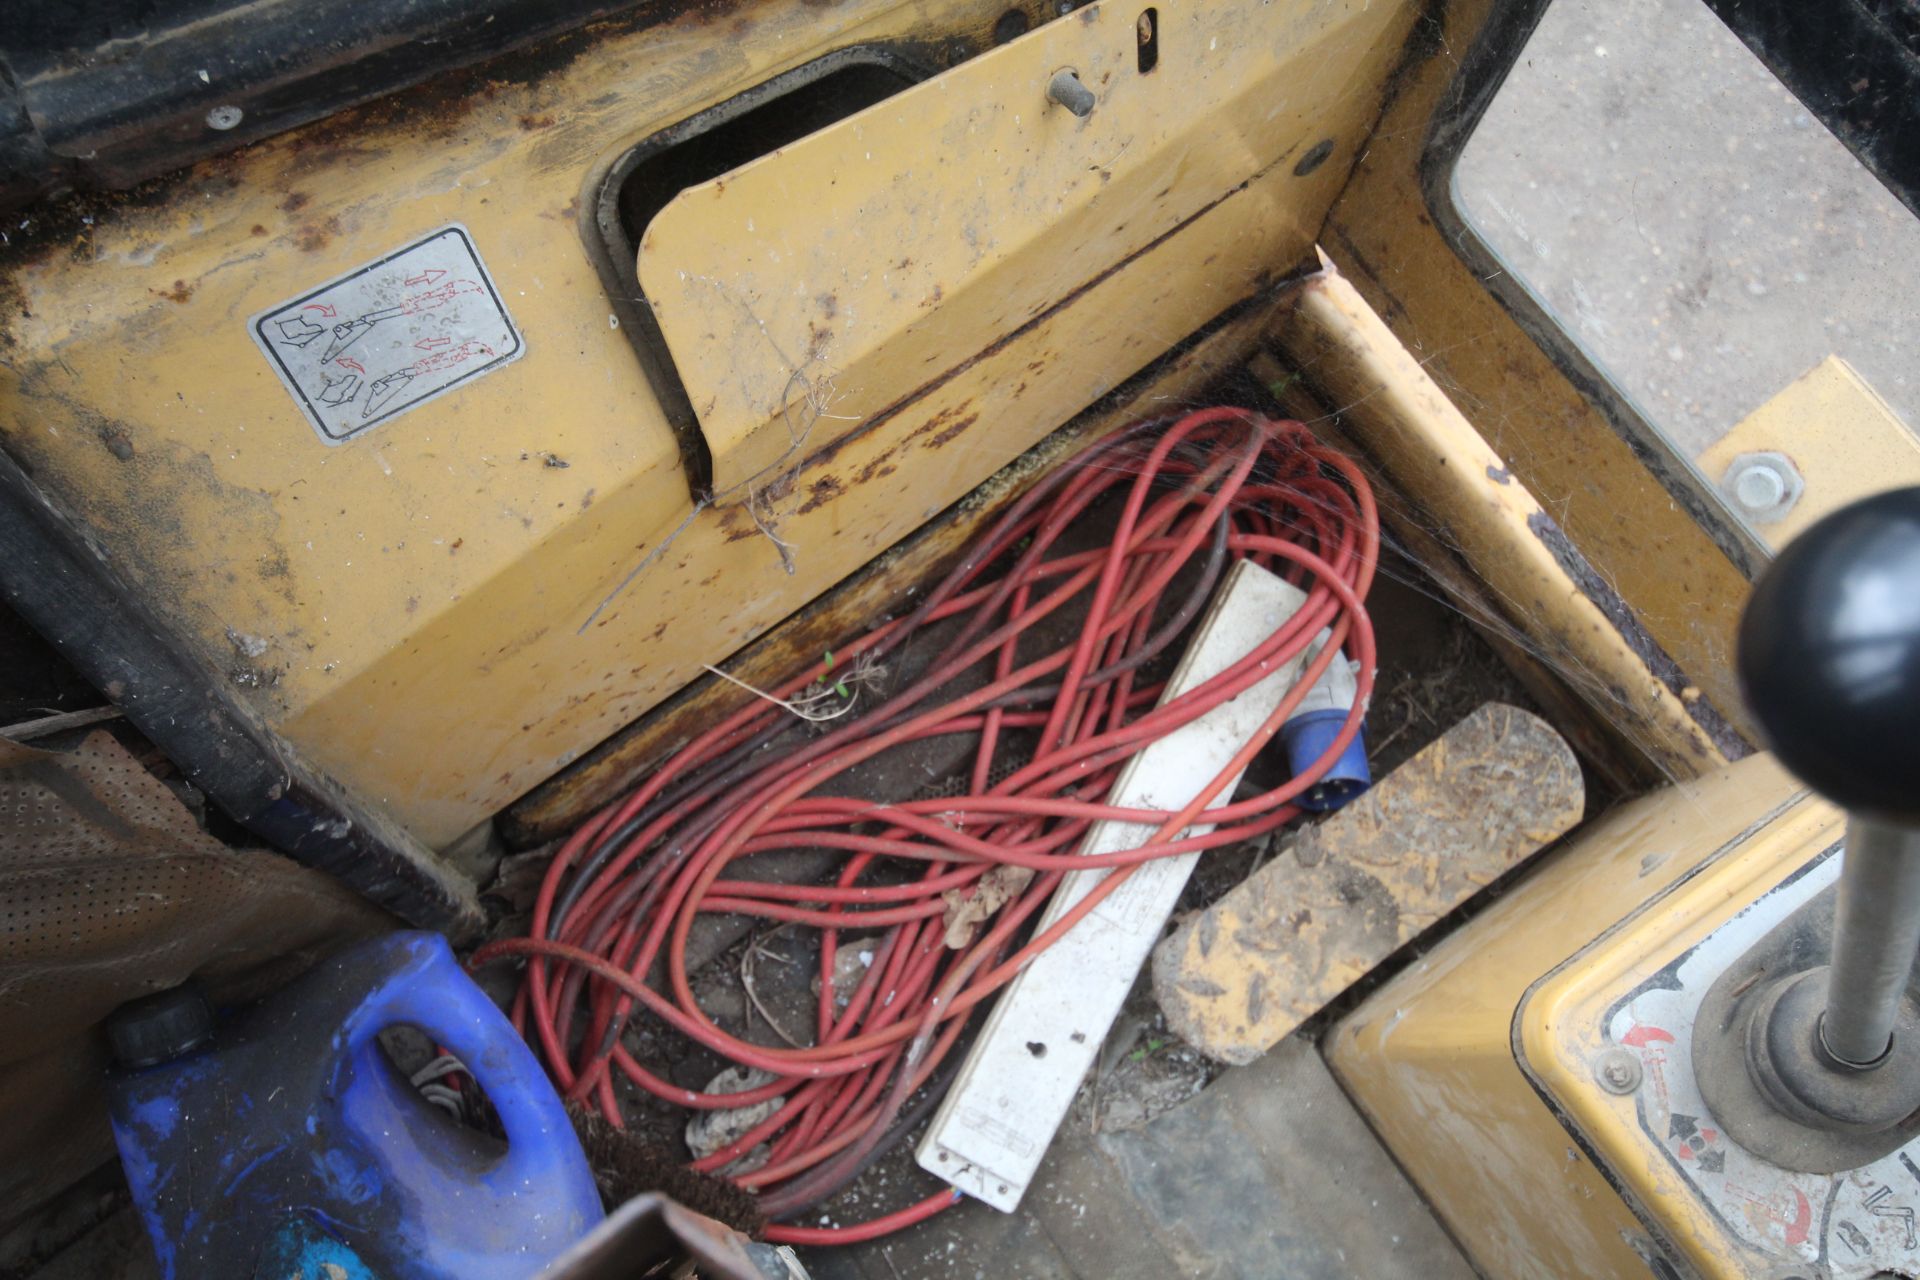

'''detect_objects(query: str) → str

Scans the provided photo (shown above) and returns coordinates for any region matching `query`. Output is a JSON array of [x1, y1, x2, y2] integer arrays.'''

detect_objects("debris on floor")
[[472, 410, 1384, 1247], [1153, 702, 1585, 1065], [457, 407, 1546, 1274], [812, 1033, 1479, 1280], [917, 560, 1320, 1212]]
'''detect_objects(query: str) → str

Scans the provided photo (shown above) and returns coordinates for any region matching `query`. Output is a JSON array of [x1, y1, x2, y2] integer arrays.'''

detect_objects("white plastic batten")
[[915, 560, 1312, 1211]]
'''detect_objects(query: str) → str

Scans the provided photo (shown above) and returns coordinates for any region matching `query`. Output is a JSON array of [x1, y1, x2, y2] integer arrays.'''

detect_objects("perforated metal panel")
[[0, 731, 390, 1231]]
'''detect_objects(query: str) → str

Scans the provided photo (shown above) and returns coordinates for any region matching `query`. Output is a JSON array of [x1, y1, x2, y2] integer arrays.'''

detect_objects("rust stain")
[[98, 424, 135, 461], [852, 455, 899, 486], [153, 280, 194, 304], [1525, 510, 1744, 760], [891, 401, 979, 457], [795, 170, 1284, 487], [794, 475, 844, 515], [249, 223, 269, 237], [926, 412, 980, 449], [292, 216, 344, 254], [518, 113, 558, 130], [758, 469, 796, 503], [0, 0, 764, 297], [502, 298, 1271, 845]]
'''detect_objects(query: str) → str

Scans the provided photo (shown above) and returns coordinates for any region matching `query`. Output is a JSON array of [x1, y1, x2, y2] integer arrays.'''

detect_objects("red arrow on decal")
[[413, 335, 452, 351], [1785, 1188, 1812, 1246], [1620, 1025, 1675, 1047], [405, 269, 447, 287], [336, 357, 366, 374], [303, 303, 337, 317]]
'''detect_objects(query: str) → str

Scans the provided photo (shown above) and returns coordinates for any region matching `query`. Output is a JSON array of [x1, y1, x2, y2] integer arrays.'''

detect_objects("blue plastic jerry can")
[[105, 932, 604, 1280]]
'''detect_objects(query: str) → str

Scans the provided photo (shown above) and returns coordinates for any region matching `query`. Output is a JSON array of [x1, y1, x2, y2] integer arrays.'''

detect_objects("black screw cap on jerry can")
[[105, 985, 214, 1069]]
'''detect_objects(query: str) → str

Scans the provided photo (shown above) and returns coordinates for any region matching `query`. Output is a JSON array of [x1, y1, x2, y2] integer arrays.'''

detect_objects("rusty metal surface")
[[1271, 261, 1744, 781], [642, 0, 1411, 494], [503, 290, 1289, 845], [0, 0, 1024, 854], [1253, 349, 1665, 799], [0, 0, 1419, 853], [1152, 702, 1583, 1065]]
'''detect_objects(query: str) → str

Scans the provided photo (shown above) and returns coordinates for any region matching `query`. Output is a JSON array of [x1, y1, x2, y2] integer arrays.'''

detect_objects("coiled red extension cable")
[[472, 408, 1378, 1245]]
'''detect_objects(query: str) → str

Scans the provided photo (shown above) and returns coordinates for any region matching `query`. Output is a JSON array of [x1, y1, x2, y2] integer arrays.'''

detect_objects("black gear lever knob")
[[1691, 488, 1920, 1160], [1738, 486, 1920, 825]]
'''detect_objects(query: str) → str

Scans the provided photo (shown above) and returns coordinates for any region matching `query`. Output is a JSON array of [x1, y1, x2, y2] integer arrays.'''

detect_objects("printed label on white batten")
[[250, 225, 524, 444]]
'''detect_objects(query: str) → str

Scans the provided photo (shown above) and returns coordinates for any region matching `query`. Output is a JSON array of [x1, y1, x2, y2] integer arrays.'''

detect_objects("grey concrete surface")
[[812, 1033, 1478, 1280], [1456, 0, 1920, 459]]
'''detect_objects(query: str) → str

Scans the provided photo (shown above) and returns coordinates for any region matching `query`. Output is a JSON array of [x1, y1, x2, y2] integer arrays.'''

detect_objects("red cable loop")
[[472, 410, 1378, 1243]]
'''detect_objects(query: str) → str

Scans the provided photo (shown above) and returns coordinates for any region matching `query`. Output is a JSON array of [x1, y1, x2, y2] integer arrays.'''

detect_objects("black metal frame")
[[0, 0, 697, 213], [583, 46, 932, 495]]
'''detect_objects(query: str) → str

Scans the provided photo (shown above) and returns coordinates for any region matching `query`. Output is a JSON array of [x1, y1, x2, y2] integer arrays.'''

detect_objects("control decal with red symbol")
[[1601, 854, 1920, 1276], [251, 224, 523, 444]]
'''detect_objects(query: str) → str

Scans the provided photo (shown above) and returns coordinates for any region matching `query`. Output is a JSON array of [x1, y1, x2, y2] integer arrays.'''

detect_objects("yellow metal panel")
[[290, 170, 1366, 843], [1514, 796, 1845, 1277], [1272, 262, 1734, 779], [1318, 0, 1760, 744], [0, 0, 1417, 848], [506, 290, 1289, 843], [1697, 355, 1920, 549], [1328, 753, 1817, 1279], [644, 0, 1407, 494]]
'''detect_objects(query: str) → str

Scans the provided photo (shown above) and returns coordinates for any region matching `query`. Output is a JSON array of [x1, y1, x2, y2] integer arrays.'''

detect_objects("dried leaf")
[[940, 864, 1036, 949]]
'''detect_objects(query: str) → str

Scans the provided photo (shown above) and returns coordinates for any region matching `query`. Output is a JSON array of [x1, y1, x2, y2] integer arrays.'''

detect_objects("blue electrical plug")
[[1280, 631, 1370, 812]]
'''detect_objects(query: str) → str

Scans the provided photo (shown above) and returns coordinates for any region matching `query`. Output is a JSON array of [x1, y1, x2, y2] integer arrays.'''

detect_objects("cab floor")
[[805, 1031, 1478, 1280]]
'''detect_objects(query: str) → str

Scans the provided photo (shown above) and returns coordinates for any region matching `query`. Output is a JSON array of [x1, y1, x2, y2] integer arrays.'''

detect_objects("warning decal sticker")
[[251, 224, 524, 444]]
